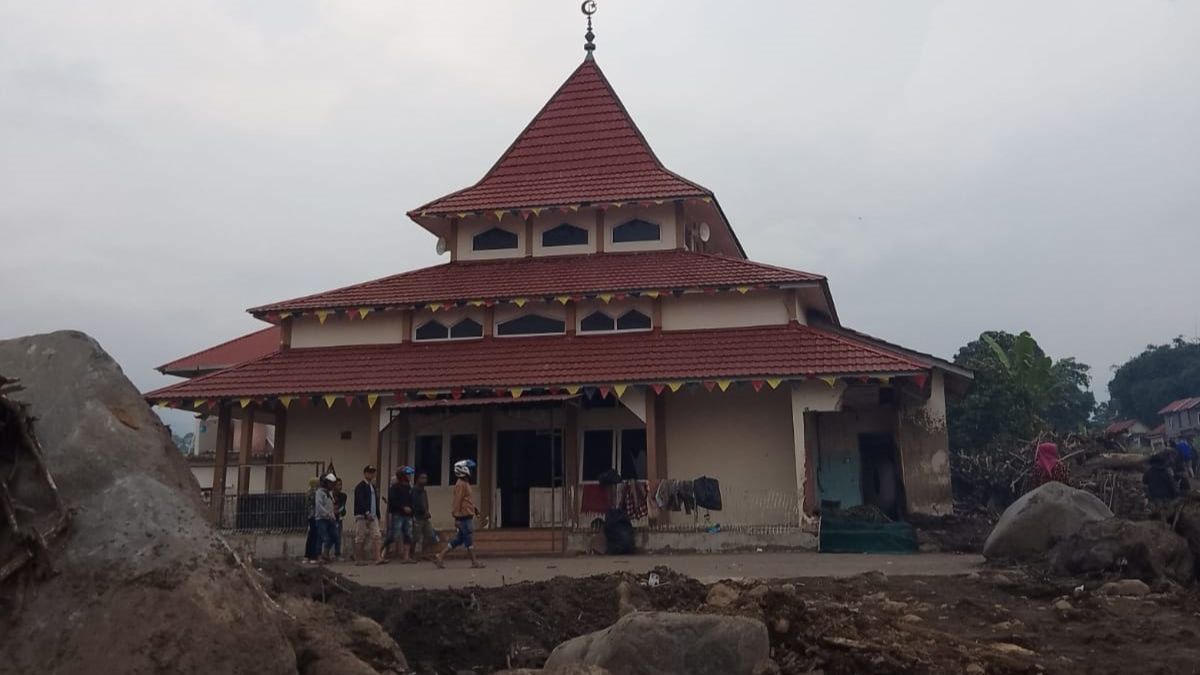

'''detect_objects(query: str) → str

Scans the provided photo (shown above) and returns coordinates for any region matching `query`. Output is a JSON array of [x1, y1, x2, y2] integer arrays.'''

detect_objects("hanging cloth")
[[693, 476, 723, 511], [622, 480, 649, 519]]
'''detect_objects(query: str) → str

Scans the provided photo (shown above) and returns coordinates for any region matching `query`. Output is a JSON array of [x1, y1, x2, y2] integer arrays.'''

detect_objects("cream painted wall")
[[660, 291, 792, 331], [291, 313, 406, 348], [603, 203, 677, 252], [663, 386, 797, 525], [896, 370, 953, 515], [282, 404, 373, 493], [455, 214, 526, 261]]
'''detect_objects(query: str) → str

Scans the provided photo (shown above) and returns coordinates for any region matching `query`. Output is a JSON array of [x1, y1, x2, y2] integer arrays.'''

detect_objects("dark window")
[[580, 311, 616, 332], [472, 227, 519, 251], [414, 434, 443, 486], [620, 429, 648, 480], [612, 219, 660, 243], [415, 320, 449, 341], [497, 314, 565, 336], [449, 434, 478, 470], [542, 223, 589, 247], [582, 430, 614, 482], [616, 309, 652, 331], [449, 318, 483, 339]]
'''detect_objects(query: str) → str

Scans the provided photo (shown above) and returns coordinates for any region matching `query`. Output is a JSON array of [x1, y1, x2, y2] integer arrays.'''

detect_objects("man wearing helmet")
[[434, 459, 484, 569]]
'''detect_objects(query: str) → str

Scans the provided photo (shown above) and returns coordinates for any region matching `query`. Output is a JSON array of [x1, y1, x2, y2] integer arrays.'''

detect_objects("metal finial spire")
[[582, 1, 597, 56]]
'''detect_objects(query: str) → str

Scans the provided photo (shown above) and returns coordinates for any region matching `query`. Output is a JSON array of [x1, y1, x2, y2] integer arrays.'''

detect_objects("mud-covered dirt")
[[259, 560, 1200, 674]]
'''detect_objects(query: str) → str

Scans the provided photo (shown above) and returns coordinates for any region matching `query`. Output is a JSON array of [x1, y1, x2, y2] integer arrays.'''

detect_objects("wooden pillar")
[[803, 412, 819, 516], [785, 288, 799, 324], [483, 306, 495, 337], [674, 200, 686, 250], [652, 296, 663, 333], [647, 391, 668, 523], [594, 209, 606, 253], [210, 403, 232, 523], [400, 309, 411, 343], [279, 317, 293, 351], [271, 405, 287, 492], [565, 302, 577, 336], [236, 405, 255, 496], [368, 403, 382, 491], [448, 218, 459, 262], [524, 215, 534, 257], [479, 407, 495, 523], [564, 403, 580, 522]]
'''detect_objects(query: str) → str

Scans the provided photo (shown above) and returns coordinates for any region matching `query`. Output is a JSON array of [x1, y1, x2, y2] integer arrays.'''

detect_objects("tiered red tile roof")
[[156, 326, 279, 377], [146, 324, 929, 400], [249, 250, 823, 315], [409, 58, 710, 217]]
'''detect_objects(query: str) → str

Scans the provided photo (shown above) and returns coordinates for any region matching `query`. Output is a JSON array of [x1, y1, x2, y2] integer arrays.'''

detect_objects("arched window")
[[415, 320, 449, 341], [449, 318, 483, 339], [496, 314, 565, 336], [612, 219, 660, 243], [616, 309, 652, 331], [542, 223, 589, 247], [580, 311, 616, 332], [472, 227, 518, 251]]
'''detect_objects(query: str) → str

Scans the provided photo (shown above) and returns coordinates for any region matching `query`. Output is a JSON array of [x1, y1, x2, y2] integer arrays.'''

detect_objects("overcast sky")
[[2, 1, 1198, 432]]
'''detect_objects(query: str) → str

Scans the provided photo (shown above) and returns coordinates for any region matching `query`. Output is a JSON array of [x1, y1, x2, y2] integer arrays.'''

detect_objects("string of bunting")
[[151, 372, 929, 410], [416, 196, 714, 222]]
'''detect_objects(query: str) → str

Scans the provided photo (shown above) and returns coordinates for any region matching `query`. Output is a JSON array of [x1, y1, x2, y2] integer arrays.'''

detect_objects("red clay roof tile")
[[409, 58, 709, 216], [249, 250, 823, 314], [157, 326, 279, 377], [1159, 397, 1200, 414], [145, 324, 927, 399]]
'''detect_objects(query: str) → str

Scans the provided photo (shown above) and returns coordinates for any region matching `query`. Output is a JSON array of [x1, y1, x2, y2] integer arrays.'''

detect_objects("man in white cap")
[[314, 473, 339, 563]]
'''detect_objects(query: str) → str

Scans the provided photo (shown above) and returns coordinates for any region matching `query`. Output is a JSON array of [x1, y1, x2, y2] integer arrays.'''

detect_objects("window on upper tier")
[[414, 320, 449, 341], [542, 223, 589, 247], [449, 318, 483, 339], [472, 227, 519, 251], [580, 309, 652, 333], [616, 309, 652, 331], [580, 311, 616, 332], [496, 314, 565, 336], [612, 219, 660, 243]]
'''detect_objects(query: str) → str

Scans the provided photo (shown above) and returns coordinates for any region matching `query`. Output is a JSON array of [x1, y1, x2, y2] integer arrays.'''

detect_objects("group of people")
[[1027, 438, 1196, 508], [303, 458, 485, 569]]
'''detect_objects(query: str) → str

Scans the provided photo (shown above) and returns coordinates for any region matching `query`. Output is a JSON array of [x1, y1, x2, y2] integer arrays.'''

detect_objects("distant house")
[[1103, 419, 1152, 449], [1146, 424, 1168, 451], [1159, 397, 1200, 443]]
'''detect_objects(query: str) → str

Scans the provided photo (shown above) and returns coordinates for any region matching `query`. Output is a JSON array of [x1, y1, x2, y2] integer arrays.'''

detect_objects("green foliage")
[[948, 331, 1096, 453], [1108, 337, 1200, 426]]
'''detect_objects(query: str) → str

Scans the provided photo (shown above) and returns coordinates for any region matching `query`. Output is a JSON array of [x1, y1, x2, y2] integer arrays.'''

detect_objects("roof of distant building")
[[1103, 419, 1140, 435], [157, 327, 279, 377], [1159, 397, 1200, 415]]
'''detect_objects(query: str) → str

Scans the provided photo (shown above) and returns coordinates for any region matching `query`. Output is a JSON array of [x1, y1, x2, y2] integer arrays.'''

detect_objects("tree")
[[948, 331, 1096, 453], [1108, 337, 1200, 426]]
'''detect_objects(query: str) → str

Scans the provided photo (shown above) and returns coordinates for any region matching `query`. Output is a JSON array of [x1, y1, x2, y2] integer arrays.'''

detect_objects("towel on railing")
[[581, 483, 610, 513], [621, 480, 649, 519]]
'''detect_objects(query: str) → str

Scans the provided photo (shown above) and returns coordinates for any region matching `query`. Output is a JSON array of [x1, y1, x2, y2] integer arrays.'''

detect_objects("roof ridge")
[[801, 324, 930, 371], [687, 250, 825, 280], [247, 260, 455, 314], [148, 347, 282, 398], [156, 325, 277, 372]]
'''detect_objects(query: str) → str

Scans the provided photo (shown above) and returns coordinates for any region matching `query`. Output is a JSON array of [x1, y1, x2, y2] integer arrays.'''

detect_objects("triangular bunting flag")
[[767, 378, 783, 389], [913, 374, 929, 390], [598, 293, 613, 303], [494, 388, 507, 398], [513, 298, 527, 307], [393, 391, 407, 403], [565, 385, 581, 395], [701, 197, 712, 203], [279, 396, 295, 409], [703, 381, 716, 392], [422, 391, 438, 400], [429, 302, 442, 312], [239, 398, 252, 408], [597, 386, 611, 399], [646, 291, 660, 299], [343, 395, 356, 406], [450, 387, 463, 400], [556, 295, 571, 305], [820, 376, 837, 387], [358, 307, 371, 320], [751, 380, 765, 392], [736, 286, 751, 294], [613, 384, 628, 398], [650, 383, 666, 395], [878, 376, 892, 385], [510, 387, 524, 399], [192, 398, 206, 409], [494, 210, 506, 221], [530, 207, 542, 216], [279, 311, 292, 319], [155, 400, 170, 408], [667, 382, 684, 392], [612, 202, 624, 209], [323, 395, 337, 408], [717, 380, 732, 392], [366, 394, 379, 408], [316, 310, 329, 324]]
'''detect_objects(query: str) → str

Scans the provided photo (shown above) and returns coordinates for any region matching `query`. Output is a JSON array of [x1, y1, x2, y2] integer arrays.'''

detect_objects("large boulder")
[[983, 481, 1113, 560], [0, 331, 401, 675], [544, 611, 770, 675], [1048, 518, 1194, 582]]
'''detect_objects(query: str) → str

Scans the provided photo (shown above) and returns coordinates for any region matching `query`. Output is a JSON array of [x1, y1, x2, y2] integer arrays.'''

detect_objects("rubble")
[[1048, 518, 1194, 583]]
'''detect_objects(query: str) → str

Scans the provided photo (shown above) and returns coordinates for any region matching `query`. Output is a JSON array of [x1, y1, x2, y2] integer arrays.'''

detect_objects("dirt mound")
[[908, 512, 995, 553], [1049, 518, 1194, 583]]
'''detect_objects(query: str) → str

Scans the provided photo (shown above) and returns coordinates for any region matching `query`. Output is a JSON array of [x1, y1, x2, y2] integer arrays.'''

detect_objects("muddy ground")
[[260, 560, 1200, 674]]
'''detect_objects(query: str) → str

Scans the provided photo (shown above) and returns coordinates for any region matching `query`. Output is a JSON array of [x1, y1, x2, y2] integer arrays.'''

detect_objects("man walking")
[[353, 465, 385, 566], [314, 473, 339, 563], [412, 471, 439, 558], [386, 466, 416, 563], [434, 459, 484, 569]]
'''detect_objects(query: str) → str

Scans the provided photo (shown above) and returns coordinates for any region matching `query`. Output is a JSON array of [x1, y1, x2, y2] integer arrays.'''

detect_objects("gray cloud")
[[2, 1, 1197, 433]]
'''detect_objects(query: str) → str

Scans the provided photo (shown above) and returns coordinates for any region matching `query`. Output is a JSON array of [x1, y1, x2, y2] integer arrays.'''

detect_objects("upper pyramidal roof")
[[409, 57, 712, 218]]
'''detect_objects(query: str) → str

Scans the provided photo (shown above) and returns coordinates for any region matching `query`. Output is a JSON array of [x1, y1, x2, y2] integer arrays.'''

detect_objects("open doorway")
[[496, 429, 563, 528], [858, 433, 904, 519]]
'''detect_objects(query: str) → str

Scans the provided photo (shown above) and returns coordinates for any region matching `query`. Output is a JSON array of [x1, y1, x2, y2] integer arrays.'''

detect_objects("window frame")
[[414, 319, 450, 341], [579, 310, 617, 333], [542, 223, 590, 248], [449, 317, 484, 339], [611, 219, 661, 243], [579, 426, 648, 483], [472, 227, 520, 251], [496, 313, 567, 337]]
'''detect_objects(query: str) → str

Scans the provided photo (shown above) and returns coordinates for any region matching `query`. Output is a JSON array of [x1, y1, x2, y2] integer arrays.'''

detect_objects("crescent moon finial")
[[582, 1, 597, 55]]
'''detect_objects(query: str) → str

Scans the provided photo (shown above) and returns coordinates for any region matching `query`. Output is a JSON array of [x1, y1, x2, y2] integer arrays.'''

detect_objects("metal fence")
[[569, 484, 806, 534], [216, 492, 310, 532]]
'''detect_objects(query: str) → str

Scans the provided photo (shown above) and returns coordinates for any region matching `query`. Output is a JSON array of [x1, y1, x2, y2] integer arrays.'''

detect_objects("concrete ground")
[[327, 551, 984, 590]]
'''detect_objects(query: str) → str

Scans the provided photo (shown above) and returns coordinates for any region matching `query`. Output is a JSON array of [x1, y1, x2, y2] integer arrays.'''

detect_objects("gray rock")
[[1049, 518, 1194, 583], [0, 332, 303, 674], [1099, 579, 1151, 597], [545, 611, 770, 675], [706, 581, 740, 607], [983, 482, 1113, 560]]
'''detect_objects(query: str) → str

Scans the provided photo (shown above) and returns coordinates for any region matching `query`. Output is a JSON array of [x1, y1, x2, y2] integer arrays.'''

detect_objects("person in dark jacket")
[[1144, 453, 1179, 505], [386, 466, 416, 563], [353, 465, 385, 566], [412, 471, 439, 557]]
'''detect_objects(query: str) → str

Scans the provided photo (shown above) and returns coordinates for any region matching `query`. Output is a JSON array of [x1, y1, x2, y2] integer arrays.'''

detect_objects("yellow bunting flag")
[[645, 291, 660, 299], [667, 382, 684, 392], [612, 202, 624, 209], [654, 199, 664, 205], [192, 399, 206, 409], [429, 303, 442, 312], [155, 400, 169, 408], [556, 295, 571, 305], [420, 391, 438, 400], [513, 298, 527, 307], [766, 378, 783, 390], [279, 396, 295, 409], [717, 380, 732, 392], [367, 394, 379, 408], [279, 311, 292, 319], [530, 207, 542, 216], [598, 293, 613, 304], [358, 307, 371, 320], [565, 385, 581, 395], [613, 384, 628, 398], [568, 204, 580, 211], [456, 212, 469, 219], [323, 395, 337, 408], [316, 310, 329, 324], [468, 300, 484, 307], [736, 286, 751, 294], [239, 398, 252, 408], [702, 197, 712, 203], [878, 376, 892, 385], [820, 376, 837, 387], [510, 387, 524, 399], [494, 210, 506, 221]]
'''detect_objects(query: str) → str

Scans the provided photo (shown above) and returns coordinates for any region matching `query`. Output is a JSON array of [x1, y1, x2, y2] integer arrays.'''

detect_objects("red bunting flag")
[[597, 386, 611, 399], [751, 380, 765, 392], [650, 383, 666, 395], [393, 391, 406, 403], [703, 381, 716, 392], [494, 388, 507, 398], [450, 387, 463, 400], [913, 374, 929, 390], [343, 395, 356, 406]]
